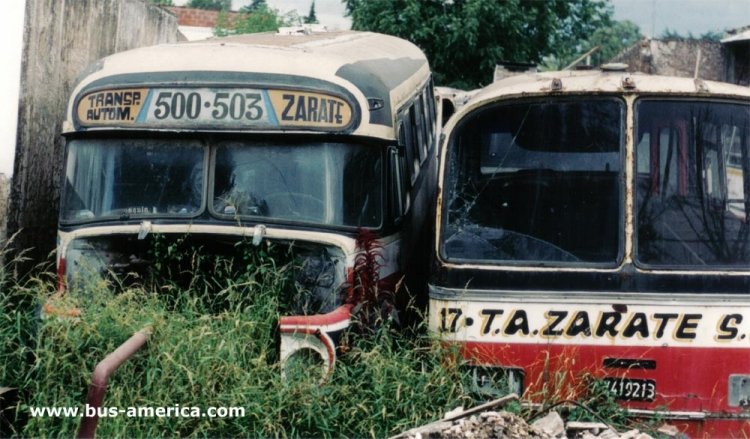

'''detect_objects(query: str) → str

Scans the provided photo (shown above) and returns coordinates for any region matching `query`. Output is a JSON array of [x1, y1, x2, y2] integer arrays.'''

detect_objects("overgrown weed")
[[0, 234, 649, 437], [1, 239, 484, 437]]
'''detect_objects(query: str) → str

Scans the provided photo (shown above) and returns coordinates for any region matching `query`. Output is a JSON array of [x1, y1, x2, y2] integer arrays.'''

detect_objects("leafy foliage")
[[148, 0, 174, 6], [304, 1, 319, 24], [542, 19, 641, 70], [1, 243, 479, 437], [0, 232, 656, 437], [347, 229, 396, 329], [585, 20, 641, 66], [661, 28, 725, 41], [344, 0, 638, 89], [187, 0, 231, 11], [216, 3, 300, 36], [240, 0, 267, 13], [302, 0, 318, 24]]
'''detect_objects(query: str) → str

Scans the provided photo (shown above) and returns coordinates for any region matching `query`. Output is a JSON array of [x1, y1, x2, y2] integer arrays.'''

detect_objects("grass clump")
[[1, 240, 482, 437]]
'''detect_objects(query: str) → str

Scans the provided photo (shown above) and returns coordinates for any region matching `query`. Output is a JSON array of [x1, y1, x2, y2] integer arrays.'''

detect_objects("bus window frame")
[[59, 132, 210, 225], [438, 96, 627, 269], [398, 109, 420, 185], [423, 85, 436, 149], [413, 97, 428, 164], [632, 97, 750, 271], [206, 134, 389, 231], [388, 146, 409, 224], [59, 131, 393, 233]]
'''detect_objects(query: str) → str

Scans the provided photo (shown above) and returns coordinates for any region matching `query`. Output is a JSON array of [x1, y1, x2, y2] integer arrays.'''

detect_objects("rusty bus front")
[[58, 31, 437, 378], [430, 70, 750, 436]]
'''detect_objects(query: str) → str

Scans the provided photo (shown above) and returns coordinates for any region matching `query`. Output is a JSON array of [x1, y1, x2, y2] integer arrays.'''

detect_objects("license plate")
[[469, 366, 524, 397], [602, 377, 656, 402]]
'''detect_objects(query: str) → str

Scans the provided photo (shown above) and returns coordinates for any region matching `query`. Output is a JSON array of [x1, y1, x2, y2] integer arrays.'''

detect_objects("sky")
[[611, 0, 750, 37], [0, 0, 748, 176]]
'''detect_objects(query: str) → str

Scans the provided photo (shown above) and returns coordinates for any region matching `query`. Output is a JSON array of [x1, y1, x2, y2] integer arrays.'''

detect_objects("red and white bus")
[[430, 67, 750, 436]]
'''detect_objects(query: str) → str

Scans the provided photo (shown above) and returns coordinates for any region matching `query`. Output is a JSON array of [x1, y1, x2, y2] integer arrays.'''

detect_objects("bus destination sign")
[[76, 87, 354, 130]]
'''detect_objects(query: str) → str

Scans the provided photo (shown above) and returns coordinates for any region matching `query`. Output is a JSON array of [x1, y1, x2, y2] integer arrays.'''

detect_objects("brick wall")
[[167, 6, 240, 28], [612, 39, 726, 81]]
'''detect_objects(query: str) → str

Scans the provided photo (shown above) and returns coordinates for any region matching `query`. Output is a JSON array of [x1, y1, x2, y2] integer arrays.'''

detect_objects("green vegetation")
[[541, 19, 641, 70], [187, 0, 231, 11], [344, 0, 642, 89], [0, 239, 480, 437], [147, 0, 174, 6], [0, 235, 652, 437], [304, 1, 319, 25], [215, 2, 301, 36], [660, 28, 725, 41]]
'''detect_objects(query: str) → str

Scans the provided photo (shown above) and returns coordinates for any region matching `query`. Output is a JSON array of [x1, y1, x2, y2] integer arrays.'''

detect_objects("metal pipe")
[[563, 46, 600, 70], [77, 326, 152, 439]]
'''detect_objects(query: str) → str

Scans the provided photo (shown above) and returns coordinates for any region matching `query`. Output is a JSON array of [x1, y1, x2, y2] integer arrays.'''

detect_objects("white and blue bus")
[[58, 30, 438, 377]]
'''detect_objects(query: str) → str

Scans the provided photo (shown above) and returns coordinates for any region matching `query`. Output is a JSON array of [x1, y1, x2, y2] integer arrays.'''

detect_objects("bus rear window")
[[635, 100, 750, 267], [441, 99, 623, 265]]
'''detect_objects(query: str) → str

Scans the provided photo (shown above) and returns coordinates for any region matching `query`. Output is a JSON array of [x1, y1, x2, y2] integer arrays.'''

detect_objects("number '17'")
[[439, 307, 462, 333]]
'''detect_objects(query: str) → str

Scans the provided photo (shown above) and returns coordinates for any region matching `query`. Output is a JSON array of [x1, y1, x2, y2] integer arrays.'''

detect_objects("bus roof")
[[65, 31, 431, 139], [447, 69, 750, 131]]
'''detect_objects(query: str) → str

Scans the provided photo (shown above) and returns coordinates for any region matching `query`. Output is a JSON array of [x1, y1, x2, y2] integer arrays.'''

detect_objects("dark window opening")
[[442, 99, 624, 264], [635, 100, 750, 267]]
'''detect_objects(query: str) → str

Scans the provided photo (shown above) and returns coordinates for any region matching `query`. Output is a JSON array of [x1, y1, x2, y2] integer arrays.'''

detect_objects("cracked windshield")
[[62, 138, 205, 221], [62, 138, 383, 229], [442, 99, 623, 264], [212, 141, 382, 227]]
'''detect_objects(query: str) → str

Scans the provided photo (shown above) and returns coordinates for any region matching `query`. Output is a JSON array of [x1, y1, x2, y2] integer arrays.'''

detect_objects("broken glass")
[[442, 98, 624, 265]]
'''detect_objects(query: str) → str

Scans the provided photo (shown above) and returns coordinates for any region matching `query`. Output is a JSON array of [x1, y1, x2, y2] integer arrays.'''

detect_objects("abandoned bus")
[[431, 68, 750, 436], [58, 30, 437, 376]]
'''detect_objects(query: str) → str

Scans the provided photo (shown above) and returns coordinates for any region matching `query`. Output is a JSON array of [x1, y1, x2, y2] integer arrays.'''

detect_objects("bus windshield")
[[62, 138, 205, 221], [61, 138, 383, 228], [212, 141, 382, 227], [442, 98, 623, 264], [635, 100, 750, 267]]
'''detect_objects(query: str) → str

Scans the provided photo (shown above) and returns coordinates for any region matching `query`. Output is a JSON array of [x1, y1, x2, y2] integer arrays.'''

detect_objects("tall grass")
[[1, 240, 482, 437], [1, 236, 644, 437]]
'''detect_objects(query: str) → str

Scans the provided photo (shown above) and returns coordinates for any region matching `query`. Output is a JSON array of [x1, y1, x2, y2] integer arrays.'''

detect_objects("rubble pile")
[[403, 409, 664, 439]]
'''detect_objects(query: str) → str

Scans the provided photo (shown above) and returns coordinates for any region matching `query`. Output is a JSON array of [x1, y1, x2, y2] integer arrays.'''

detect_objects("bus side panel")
[[430, 297, 750, 436]]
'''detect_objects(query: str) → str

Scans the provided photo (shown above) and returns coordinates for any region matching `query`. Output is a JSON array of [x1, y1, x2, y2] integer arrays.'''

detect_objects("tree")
[[660, 28, 725, 42], [344, 0, 620, 89], [699, 30, 724, 42], [588, 20, 641, 64], [187, 0, 231, 11], [304, 1, 318, 24], [216, 3, 299, 35], [240, 0, 267, 13]]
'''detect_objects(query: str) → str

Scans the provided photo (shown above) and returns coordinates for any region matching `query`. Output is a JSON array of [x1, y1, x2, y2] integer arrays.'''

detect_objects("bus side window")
[[409, 104, 426, 165], [415, 96, 428, 163], [423, 85, 435, 149], [424, 84, 435, 143], [389, 148, 409, 219], [723, 124, 746, 218], [399, 117, 419, 184]]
